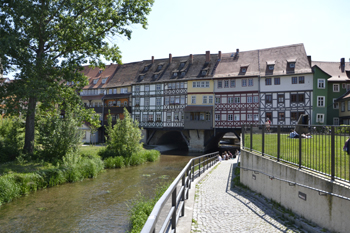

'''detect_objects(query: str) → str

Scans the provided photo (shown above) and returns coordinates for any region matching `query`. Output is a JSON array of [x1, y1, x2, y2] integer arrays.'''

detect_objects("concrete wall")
[[189, 129, 205, 152], [240, 150, 350, 233]]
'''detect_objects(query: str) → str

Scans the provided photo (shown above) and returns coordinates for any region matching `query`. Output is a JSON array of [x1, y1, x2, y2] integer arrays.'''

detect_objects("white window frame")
[[317, 96, 325, 107], [254, 114, 259, 121], [248, 78, 253, 86], [93, 79, 98, 84], [247, 96, 252, 103], [333, 84, 340, 92], [217, 81, 222, 88], [101, 78, 107, 84], [224, 80, 229, 88], [215, 114, 220, 121], [209, 96, 213, 104], [205, 81, 210, 88], [230, 80, 235, 88], [234, 114, 240, 121], [203, 96, 207, 104], [333, 117, 339, 125], [156, 84, 161, 90], [228, 114, 233, 121], [228, 97, 234, 103], [316, 114, 324, 123], [247, 114, 252, 121], [253, 96, 259, 103], [191, 96, 196, 104], [242, 79, 247, 87], [234, 97, 240, 103]]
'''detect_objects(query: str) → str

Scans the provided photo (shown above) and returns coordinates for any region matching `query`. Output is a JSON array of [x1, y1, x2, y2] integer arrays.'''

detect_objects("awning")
[[184, 106, 213, 112]]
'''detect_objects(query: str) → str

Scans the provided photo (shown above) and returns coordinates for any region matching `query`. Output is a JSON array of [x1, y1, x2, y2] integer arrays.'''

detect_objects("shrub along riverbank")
[[0, 146, 160, 206]]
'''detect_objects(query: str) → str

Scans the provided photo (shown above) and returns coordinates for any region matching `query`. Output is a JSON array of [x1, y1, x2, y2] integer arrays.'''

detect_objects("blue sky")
[[117, 0, 350, 63], [5, 0, 350, 78]]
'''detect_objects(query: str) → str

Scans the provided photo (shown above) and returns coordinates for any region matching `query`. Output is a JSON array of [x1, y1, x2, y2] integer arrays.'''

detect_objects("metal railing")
[[242, 124, 350, 182], [141, 151, 219, 233]]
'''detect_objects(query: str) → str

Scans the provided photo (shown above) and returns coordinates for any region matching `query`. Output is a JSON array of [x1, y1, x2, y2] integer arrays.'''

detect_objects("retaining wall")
[[240, 150, 350, 233]]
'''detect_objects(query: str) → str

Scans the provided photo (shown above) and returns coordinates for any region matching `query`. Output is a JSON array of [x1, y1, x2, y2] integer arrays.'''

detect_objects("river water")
[[0, 152, 199, 233]]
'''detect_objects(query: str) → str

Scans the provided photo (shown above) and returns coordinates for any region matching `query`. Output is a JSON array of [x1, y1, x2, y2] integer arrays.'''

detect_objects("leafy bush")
[[35, 108, 83, 163], [105, 108, 143, 159], [129, 152, 146, 166], [104, 156, 125, 169], [0, 116, 24, 163]]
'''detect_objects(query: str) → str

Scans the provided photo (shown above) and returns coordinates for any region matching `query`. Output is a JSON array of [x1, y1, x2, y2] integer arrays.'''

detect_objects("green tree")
[[0, 0, 154, 154], [105, 108, 142, 158]]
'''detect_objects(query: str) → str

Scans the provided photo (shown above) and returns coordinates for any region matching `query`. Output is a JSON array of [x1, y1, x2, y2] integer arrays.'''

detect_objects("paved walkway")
[[191, 158, 303, 233]]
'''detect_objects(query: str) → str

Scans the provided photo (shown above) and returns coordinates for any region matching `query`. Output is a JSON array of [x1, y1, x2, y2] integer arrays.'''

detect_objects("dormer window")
[[101, 77, 108, 84], [98, 70, 103, 74], [172, 72, 178, 78], [180, 71, 186, 77], [138, 75, 144, 82], [179, 62, 186, 70], [156, 64, 163, 72], [268, 65, 274, 70], [241, 67, 247, 73], [143, 65, 150, 72], [289, 63, 295, 68], [93, 78, 99, 84], [201, 70, 207, 76], [152, 74, 158, 80]]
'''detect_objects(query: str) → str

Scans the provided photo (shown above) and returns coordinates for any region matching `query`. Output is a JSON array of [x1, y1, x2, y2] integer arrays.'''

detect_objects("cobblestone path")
[[191, 159, 302, 233]]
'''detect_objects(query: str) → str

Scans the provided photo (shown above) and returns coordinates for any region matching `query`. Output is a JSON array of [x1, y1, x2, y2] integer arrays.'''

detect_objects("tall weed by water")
[[104, 156, 125, 169]]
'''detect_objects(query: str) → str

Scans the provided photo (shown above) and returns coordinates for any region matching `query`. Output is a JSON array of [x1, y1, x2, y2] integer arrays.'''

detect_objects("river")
[[0, 151, 201, 233]]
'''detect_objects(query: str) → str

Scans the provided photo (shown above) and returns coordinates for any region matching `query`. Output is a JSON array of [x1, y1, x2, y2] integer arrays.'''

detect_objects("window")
[[113, 88, 117, 94], [265, 94, 272, 104], [156, 84, 161, 90], [217, 81, 222, 88], [215, 114, 220, 121], [242, 79, 247, 87], [248, 79, 253, 86], [277, 94, 284, 103], [228, 114, 233, 121], [143, 66, 149, 72], [180, 72, 186, 77], [274, 77, 280, 85], [234, 114, 240, 121], [234, 97, 240, 103], [181, 96, 185, 104], [291, 112, 304, 121], [172, 72, 178, 78], [156, 98, 161, 106], [289, 63, 295, 68], [117, 101, 121, 107], [135, 86, 140, 92], [292, 77, 297, 84], [215, 97, 220, 104], [253, 96, 259, 103], [144, 98, 150, 106], [180, 82, 184, 88], [228, 97, 234, 103], [268, 65, 274, 70], [102, 78, 107, 84], [291, 94, 304, 103], [108, 89, 112, 94], [318, 79, 325, 89], [265, 78, 272, 85], [206, 81, 210, 88], [192, 82, 196, 88], [224, 80, 229, 88], [175, 96, 180, 104], [179, 62, 186, 70], [333, 98, 339, 109], [317, 96, 325, 107], [333, 84, 340, 92], [165, 97, 169, 105], [201, 81, 205, 88], [333, 117, 339, 125], [145, 85, 150, 91], [138, 75, 144, 81], [266, 112, 272, 121], [134, 114, 140, 122], [148, 114, 154, 122], [170, 96, 175, 104], [278, 112, 285, 121], [135, 98, 140, 106], [230, 80, 235, 87], [93, 79, 98, 84], [254, 114, 259, 121], [247, 114, 252, 121], [299, 76, 305, 84], [156, 64, 163, 72], [209, 96, 213, 104], [206, 113, 210, 121], [203, 96, 207, 104], [166, 112, 172, 122], [191, 96, 196, 104], [142, 114, 148, 122], [247, 96, 252, 103], [121, 88, 128, 93], [174, 112, 179, 121], [201, 70, 207, 76], [156, 114, 162, 122], [316, 114, 324, 123], [200, 113, 205, 121], [241, 67, 247, 73], [341, 102, 345, 112]]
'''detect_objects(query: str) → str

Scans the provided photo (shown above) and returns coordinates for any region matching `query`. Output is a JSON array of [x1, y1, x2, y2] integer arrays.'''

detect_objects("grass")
[[244, 133, 350, 180]]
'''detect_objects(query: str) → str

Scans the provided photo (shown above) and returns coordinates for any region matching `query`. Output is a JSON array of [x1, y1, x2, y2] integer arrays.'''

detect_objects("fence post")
[[262, 124, 265, 156], [277, 125, 280, 162], [250, 124, 253, 151], [182, 174, 185, 216], [172, 188, 177, 232], [299, 132, 302, 169], [331, 126, 335, 181], [191, 160, 194, 182]]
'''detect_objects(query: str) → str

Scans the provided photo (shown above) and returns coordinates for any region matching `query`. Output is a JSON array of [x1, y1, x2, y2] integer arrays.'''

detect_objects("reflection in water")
[[0, 154, 193, 233]]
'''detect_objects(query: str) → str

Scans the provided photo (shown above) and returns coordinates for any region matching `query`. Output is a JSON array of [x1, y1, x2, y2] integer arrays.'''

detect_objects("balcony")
[[104, 106, 131, 114], [85, 106, 103, 113]]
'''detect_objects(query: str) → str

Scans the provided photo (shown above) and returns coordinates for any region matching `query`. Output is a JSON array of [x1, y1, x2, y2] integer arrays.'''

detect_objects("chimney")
[[169, 53, 172, 63], [206, 51, 210, 63], [190, 54, 193, 64], [341, 58, 345, 72], [307, 56, 312, 67], [152, 56, 154, 64], [218, 51, 222, 60]]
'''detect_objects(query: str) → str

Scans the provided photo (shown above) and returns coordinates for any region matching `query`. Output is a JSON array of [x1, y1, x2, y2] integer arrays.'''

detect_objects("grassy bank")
[[0, 146, 160, 206], [129, 184, 169, 233]]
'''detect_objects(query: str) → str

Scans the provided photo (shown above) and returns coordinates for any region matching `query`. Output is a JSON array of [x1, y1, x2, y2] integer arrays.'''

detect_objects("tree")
[[0, 0, 154, 154], [105, 108, 142, 158]]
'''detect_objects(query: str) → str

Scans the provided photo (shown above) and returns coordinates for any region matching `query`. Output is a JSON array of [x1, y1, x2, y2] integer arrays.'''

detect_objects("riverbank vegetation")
[[0, 108, 160, 206], [129, 183, 169, 233]]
